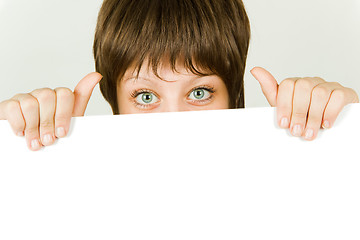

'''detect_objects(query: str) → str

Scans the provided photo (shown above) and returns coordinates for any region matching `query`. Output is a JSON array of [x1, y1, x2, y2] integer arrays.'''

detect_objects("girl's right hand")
[[0, 72, 103, 151]]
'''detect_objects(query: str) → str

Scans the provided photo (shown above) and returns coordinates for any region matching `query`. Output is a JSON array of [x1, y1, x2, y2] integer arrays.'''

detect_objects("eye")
[[188, 88, 212, 101], [136, 92, 159, 105]]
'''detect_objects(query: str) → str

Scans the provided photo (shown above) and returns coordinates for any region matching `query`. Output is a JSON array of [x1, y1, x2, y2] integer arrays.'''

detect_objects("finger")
[[250, 67, 279, 107], [30, 88, 56, 146], [12, 94, 42, 151], [0, 100, 6, 120], [73, 72, 103, 117], [290, 77, 325, 137], [0, 99, 26, 136], [276, 78, 299, 128], [303, 83, 334, 141], [54, 87, 75, 138], [322, 87, 358, 129]]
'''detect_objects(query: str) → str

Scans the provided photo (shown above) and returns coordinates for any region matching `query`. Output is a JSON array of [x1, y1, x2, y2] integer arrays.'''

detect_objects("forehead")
[[122, 57, 214, 84]]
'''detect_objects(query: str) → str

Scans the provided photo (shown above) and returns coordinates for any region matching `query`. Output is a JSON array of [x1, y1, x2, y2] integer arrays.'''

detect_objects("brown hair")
[[93, 0, 251, 114]]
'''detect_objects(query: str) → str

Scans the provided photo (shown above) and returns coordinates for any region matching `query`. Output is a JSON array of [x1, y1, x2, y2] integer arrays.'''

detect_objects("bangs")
[[133, 0, 232, 80], [102, 0, 237, 81]]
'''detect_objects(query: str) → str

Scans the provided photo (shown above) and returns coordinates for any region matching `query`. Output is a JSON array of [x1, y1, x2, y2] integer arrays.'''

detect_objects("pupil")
[[195, 90, 204, 99], [143, 93, 152, 103]]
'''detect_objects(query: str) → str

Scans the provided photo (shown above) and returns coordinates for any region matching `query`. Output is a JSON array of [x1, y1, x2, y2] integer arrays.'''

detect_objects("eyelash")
[[130, 85, 216, 109]]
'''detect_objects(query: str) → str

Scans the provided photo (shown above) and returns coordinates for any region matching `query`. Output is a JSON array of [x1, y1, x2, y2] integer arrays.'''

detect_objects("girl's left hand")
[[251, 67, 359, 141]]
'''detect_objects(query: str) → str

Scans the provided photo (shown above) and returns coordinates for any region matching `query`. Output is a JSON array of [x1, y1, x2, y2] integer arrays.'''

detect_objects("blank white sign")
[[0, 105, 360, 240]]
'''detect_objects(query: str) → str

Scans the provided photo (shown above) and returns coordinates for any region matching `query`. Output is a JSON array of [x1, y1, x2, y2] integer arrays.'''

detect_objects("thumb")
[[251, 67, 279, 107], [73, 72, 103, 117]]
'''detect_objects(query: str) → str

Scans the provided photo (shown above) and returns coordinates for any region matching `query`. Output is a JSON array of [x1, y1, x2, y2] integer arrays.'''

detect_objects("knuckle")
[[347, 88, 360, 103], [34, 88, 55, 103], [312, 86, 329, 99], [12, 120, 26, 131], [55, 114, 69, 123], [313, 77, 326, 83], [331, 89, 347, 104], [11, 93, 26, 100], [4, 100, 21, 113], [276, 104, 291, 115], [330, 82, 343, 88], [25, 126, 39, 136], [280, 78, 295, 88], [2, 100, 25, 130], [292, 112, 308, 120], [40, 120, 54, 129], [6, 119, 24, 130], [306, 115, 322, 126], [11, 122, 25, 132], [20, 97, 38, 112], [295, 78, 313, 90], [276, 104, 290, 112], [55, 87, 73, 99]]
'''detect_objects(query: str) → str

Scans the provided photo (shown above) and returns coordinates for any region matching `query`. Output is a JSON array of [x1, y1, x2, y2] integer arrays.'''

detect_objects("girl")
[[0, 0, 358, 151]]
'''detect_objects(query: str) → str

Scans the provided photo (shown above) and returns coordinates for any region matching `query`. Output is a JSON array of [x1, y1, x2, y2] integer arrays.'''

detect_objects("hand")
[[0, 72, 103, 151], [251, 67, 359, 140]]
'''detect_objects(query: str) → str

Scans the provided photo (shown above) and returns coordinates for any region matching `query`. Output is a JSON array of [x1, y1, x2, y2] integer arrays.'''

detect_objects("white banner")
[[0, 105, 359, 239]]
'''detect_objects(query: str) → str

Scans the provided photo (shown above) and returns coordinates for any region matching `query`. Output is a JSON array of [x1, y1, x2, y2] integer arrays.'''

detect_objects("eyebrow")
[[124, 77, 155, 82], [124, 75, 214, 84]]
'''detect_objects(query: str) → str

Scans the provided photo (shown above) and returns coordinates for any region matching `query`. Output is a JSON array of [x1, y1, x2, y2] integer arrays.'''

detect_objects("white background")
[[1, 105, 360, 239], [0, 0, 359, 115]]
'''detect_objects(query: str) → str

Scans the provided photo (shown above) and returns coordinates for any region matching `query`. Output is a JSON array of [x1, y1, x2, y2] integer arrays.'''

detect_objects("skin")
[[117, 58, 229, 114], [0, 63, 358, 151], [251, 67, 359, 139], [0, 73, 102, 151]]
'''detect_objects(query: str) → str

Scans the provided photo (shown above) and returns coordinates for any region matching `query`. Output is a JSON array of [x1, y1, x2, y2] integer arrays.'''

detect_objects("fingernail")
[[292, 125, 302, 137], [42, 134, 54, 146], [305, 129, 314, 140], [56, 127, 66, 138], [322, 121, 330, 129], [280, 118, 289, 128], [31, 139, 41, 150]]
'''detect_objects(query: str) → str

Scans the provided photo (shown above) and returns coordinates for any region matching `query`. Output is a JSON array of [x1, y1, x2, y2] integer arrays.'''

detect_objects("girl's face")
[[117, 58, 229, 114]]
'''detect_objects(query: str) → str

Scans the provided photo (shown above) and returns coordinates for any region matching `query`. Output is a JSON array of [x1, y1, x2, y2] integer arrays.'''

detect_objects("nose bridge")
[[161, 99, 185, 113], [161, 91, 188, 113], [158, 80, 190, 113]]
